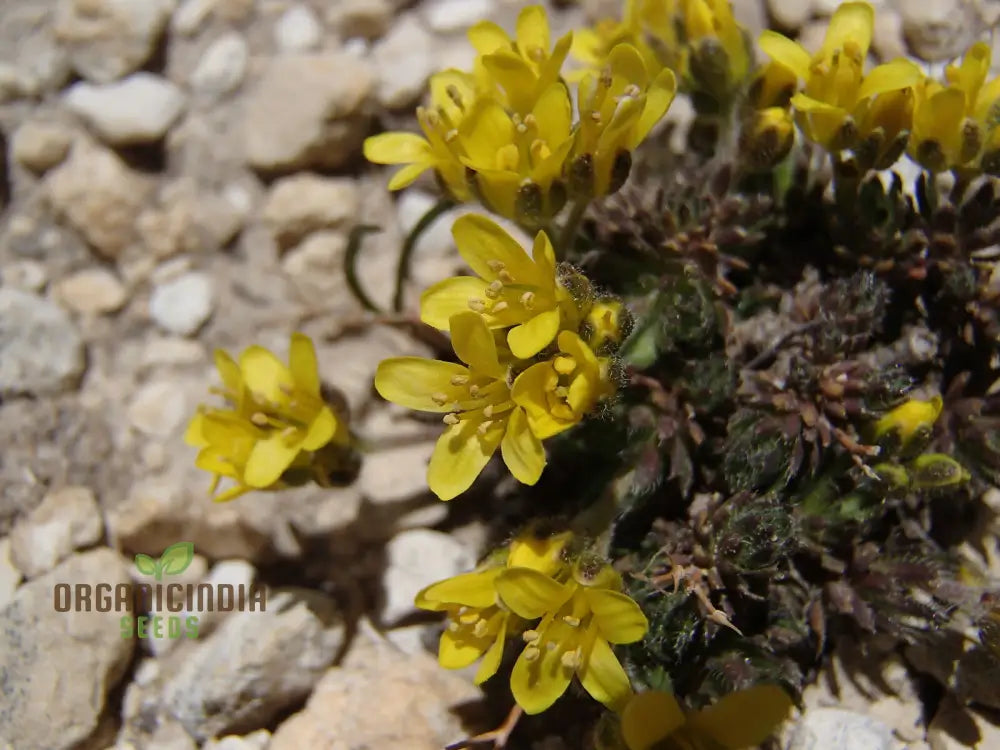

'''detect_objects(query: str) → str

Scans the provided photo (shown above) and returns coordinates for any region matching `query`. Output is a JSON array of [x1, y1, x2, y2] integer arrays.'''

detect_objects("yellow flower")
[[584, 299, 628, 352], [739, 106, 796, 170], [749, 60, 799, 109], [374, 311, 546, 500], [495, 562, 648, 714], [908, 42, 1000, 172], [469, 5, 573, 116], [459, 83, 575, 222], [363, 69, 481, 200], [420, 214, 575, 359], [620, 686, 794, 750], [872, 395, 943, 447], [679, 0, 751, 101], [572, 44, 677, 197], [759, 2, 921, 152], [512, 330, 613, 440], [415, 529, 574, 684], [185, 335, 345, 501]]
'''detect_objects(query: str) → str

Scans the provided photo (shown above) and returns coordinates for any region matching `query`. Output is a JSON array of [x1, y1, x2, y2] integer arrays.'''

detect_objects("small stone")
[[137, 179, 245, 258], [899, 0, 977, 62], [147, 720, 198, 750], [9, 486, 103, 578], [381, 529, 476, 625], [281, 231, 353, 309], [767, 0, 812, 30], [423, 0, 493, 33], [164, 588, 346, 741], [54, 0, 174, 83], [262, 174, 359, 249], [1, 260, 48, 292], [243, 53, 374, 173], [269, 620, 480, 750], [127, 380, 190, 437], [54, 267, 128, 315], [329, 0, 392, 40], [45, 141, 154, 259], [0, 549, 135, 750], [360, 443, 435, 503], [172, 0, 217, 35], [10, 121, 73, 173], [149, 272, 214, 336], [275, 4, 323, 53], [373, 16, 434, 109], [0, 288, 85, 397], [139, 336, 206, 367], [64, 73, 185, 146], [190, 32, 249, 96], [0, 537, 23, 609], [787, 708, 894, 750]]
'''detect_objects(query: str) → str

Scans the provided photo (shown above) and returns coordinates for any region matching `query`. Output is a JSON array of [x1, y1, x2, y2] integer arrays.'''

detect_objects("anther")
[[560, 648, 582, 668], [487, 260, 506, 273], [498, 269, 515, 283], [528, 47, 545, 62], [469, 384, 481, 397], [444, 129, 459, 143], [468, 298, 488, 313], [561, 615, 581, 627], [554, 386, 570, 398], [431, 392, 450, 406], [447, 621, 461, 632], [523, 646, 541, 662], [451, 374, 469, 386], [443, 413, 460, 425], [485, 280, 504, 299], [520, 291, 536, 310], [473, 619, 490, 638], [459, 611, 480, 625], [250, 412, 269, 427], [623, 84, 640, 98], [522, 629, 540, 643], [483, 404, 495, 418], [477, 420, 494, 435], [491, 301, 509, 313]]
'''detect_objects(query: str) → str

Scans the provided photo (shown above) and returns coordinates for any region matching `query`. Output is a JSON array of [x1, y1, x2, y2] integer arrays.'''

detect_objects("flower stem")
[[393, 198, 455, 313], [556, 200, 588, 259], [344, 223, 384, 313]]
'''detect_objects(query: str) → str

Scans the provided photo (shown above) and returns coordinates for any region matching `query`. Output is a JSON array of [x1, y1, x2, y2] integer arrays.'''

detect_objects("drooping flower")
[[620, 685, 794, 750], [415, 529, 574, 684], [374, 311, 546, 500], [495, 561, 649, 714], [908, 42, 1000, 172], [512, 330, 614, 440], [571, 44, 678, 198], [459, 83, 575, 223], [420, 214, 578, 359], [469, 4, 573, 116], [185, 334, 348, 501], [759, 2, 921, 153]]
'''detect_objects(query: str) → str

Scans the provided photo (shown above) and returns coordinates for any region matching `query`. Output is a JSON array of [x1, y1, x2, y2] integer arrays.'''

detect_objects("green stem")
[[556, 200, 589, 259], [393, 198, 455, 313], [344, 224, 383, 313]]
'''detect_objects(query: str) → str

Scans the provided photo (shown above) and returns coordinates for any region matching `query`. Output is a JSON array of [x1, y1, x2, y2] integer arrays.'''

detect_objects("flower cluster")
[[761, 1, 1000, 174], [364, 4, 677, 223], [376, 215, 617, 500], [185, 334, 354, 502], [416, 530, 649, 715]]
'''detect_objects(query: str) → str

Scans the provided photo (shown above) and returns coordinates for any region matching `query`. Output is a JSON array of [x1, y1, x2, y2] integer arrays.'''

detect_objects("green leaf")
[[159, 541, 195, 577], [134, 553, 158, 577]]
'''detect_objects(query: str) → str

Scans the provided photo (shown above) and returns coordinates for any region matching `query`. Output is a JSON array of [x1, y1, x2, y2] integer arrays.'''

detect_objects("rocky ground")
[[0, 0, 999, 748]]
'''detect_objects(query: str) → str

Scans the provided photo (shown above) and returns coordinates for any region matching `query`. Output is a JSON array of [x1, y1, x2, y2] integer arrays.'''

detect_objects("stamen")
[[623, 84, 641, 98], [520, 291, 536, 310], [522, 629, 540, 643], [443, 413, 460, 425], [560, 647, 583, 668], [473, 619, 490, 638], [485, 280, 504, 299], [451, 374, 469, 386], [468, 298, 488, 313], [486, 260, 506, 273], [279, 383, 295, 396], [498, 270, 515, 283], [554, 386, 570, 398], [483, 404, 495, 418], [561, 615, 581, 627], [459, 611, 480, 625], [590, 111, 602, 123], [447, 621, 461, 632], [250, 412, 270, 427], [469, 384, 481, 397], [431, 392, 450, 406], [444, 129, 459, 143], [528, 47, 545, 62], [523, 645, 540, 661], [477, 420, 494, 435], [491, 301, 509, 313]]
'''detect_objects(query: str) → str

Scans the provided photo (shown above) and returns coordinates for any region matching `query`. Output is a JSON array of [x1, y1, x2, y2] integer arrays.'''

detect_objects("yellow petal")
[[584, 588, 649, 643], [510, 638, 574, 714], [508, 531, 572, 575], [468, 20, 510, 55], [387, 162, 431, 191], [758, 31, 811, 81], [791, 92, 846, 115], [578, 635, 633, 711], [213, 350, 243, 397], [823, 1, 874, 58], [474, 617, 508, 684], [416, 569, 500, 609], [184, 413, 208, 447], [240, 346, 293, 403], [531, 229, 558, 284], [289, 333, 321, 395], [685, 684, 794, 749], [374, 357, 469, 412], [516, 4, 550, 58], [508, 308, 561, 359], [858, 58, 922, 101], [631, 69, 677, 148], [495, 567, 572, 618], [621, 691, 686, 750], [363, 132, 431, 165], [439, 626, 493, 669], [244, 433, 301, 487], [302, 407, 337, 451], [501, 406, 546, 485], [421, 276, 493, 331], [606, 43, 649, 90], [452, 214, 538, 283], [532, 83, 573, 143], [462, 98, 518, 165], [449, 311, 506, 379], [512, 362, 567, 440], [427, 417, 504, 501]]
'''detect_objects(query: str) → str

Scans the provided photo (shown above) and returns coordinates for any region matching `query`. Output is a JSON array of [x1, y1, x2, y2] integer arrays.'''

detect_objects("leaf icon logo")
[[134, 542, 195, 581]]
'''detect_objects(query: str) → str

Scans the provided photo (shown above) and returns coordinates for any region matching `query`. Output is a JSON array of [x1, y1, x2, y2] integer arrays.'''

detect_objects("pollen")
[[431, 392, 450, 406], [520, 291, 536, 310], [443, 413, 460, 425], [485, 280, 504, 299], [477, 419, 494, 435], [561, 615, 581, 627], [560, 648, 583, 668], [523, 645, 541, 662], [522, 629, 541, 643], [451, 374, 470, 386], [468, 298, 488, 313]]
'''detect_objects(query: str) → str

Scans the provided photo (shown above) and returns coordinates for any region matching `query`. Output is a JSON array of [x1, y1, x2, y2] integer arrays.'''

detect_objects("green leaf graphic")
[[134, 553, 158, 577], [159, 542, 195, 577]]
